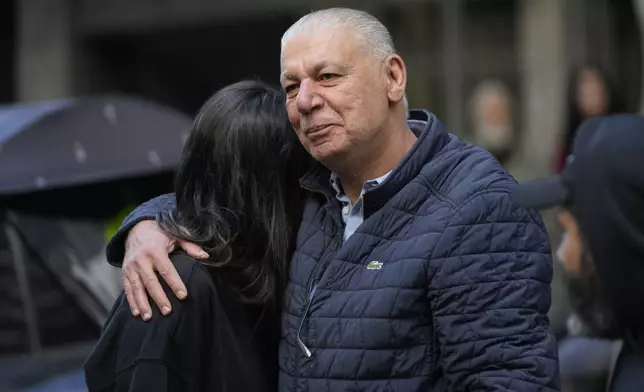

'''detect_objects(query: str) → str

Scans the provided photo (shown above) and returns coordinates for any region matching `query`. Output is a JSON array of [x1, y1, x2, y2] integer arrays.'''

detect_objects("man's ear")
[[385, 54, 406, 105]]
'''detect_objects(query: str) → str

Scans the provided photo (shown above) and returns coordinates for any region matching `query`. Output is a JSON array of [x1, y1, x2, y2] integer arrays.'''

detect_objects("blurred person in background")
[[467, 79, 516, 165], [515, 115, 644, 392], [554, 64, 624, 173], [84, 80, 310, 391]]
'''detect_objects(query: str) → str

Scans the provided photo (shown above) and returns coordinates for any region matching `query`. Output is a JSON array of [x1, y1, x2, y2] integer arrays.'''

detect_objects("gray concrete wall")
[[635, 0, 644, 113], [517, 0, 566, 179], [15, 0, 74, 101], [517, 0, 569, 334]]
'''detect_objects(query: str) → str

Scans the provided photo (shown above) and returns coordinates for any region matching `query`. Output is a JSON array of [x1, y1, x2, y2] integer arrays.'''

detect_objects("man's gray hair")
[[281, 8, 396, 60]]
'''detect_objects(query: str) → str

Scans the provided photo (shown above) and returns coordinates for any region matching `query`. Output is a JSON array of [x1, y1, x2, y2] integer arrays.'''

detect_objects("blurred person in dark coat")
[[515, 115, 644, 392]]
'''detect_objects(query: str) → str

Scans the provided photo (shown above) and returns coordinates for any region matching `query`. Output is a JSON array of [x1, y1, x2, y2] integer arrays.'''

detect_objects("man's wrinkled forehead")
[[280, 60, 350, 84], [280, 27, 361, 76]]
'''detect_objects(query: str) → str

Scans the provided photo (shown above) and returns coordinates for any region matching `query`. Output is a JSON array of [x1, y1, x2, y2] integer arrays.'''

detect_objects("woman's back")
[[84, 252, 278, 392]]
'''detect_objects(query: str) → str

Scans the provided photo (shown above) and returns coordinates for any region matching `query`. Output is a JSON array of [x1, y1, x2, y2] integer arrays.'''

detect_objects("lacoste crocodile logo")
[[367, 261, 383, 270]]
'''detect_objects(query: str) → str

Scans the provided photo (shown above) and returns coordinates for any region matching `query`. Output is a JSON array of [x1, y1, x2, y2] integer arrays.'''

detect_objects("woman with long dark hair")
[[554, 64, 623, 172], [84, 80, 310, 392]]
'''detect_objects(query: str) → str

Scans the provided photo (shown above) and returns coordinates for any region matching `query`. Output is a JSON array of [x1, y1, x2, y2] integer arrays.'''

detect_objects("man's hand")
[[121, 220, 209, 321]]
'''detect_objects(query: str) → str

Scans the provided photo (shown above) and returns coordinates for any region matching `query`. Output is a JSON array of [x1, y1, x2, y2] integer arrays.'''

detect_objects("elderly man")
[[108, 8, 559, 391]]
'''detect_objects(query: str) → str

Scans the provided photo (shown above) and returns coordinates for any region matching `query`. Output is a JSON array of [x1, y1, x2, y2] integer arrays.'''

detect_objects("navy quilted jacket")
[[107, 110, 559, 391]]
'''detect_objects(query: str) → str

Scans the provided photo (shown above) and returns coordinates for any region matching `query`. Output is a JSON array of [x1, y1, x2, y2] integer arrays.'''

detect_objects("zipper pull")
[[296, 285, 318, 357], [297, 337, 312, 357]]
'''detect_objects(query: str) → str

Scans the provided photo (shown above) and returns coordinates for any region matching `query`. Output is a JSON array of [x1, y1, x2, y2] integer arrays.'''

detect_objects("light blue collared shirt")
[[329, 171, 391, 243]]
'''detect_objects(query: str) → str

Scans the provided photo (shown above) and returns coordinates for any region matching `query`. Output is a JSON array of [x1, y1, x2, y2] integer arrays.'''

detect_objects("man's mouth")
[[305, 124, 333, 138]]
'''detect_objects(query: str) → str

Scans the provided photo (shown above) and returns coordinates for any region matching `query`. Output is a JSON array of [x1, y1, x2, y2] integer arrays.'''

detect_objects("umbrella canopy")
[[0, 96, 192, 195]]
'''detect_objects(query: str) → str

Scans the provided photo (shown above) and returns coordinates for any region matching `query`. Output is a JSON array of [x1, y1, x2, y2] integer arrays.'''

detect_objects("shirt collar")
[[329, 170, 392, 197]]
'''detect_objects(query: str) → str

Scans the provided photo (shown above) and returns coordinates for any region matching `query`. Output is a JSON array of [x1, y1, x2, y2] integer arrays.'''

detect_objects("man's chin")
[[308, 143, 344, 162]]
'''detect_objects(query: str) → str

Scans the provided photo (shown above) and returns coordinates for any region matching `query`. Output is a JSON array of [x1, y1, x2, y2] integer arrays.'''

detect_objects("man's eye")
[[319, 74, 337, 81], [284, 85, 298, 94]]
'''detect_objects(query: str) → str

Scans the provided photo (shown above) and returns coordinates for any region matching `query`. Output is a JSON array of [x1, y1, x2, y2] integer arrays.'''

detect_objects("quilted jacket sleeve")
[[428, 189, 560, 391], [105, 193, 177, 267]]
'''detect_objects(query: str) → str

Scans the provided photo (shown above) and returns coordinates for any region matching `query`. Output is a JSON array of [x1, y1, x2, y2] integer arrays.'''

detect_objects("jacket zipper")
[[296, 182, 342, 357], [295, 235, 340, 357], [296, 284, 317, 357], [305, 235, 340, 295]]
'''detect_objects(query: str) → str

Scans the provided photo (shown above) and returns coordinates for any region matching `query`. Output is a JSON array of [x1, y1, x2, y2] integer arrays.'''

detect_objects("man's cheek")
[[294, 132, 310, 149], [287, 108, 299, 128]]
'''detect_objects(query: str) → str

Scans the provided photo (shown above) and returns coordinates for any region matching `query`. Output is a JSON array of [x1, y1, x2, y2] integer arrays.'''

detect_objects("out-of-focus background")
[[0, 0, 642, 391]]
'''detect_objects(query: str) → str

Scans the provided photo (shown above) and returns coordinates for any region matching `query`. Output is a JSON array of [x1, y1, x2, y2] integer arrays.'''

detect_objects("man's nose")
[[296, 80, 323, 113]]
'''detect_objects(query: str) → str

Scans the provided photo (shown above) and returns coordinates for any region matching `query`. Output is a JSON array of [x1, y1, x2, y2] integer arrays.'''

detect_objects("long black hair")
[[157, 80, 310, 307], [556, 64, 623, 172]]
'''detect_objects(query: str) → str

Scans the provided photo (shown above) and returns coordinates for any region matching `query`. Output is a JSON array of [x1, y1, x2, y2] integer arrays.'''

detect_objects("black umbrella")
[[0, 95, 192, 195]]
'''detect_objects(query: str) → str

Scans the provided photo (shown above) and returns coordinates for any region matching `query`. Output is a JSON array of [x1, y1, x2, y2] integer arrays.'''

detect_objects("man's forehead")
[[280, 59, 349, 81], [280, 30, 360, 78], [280, 41, 368, 80]]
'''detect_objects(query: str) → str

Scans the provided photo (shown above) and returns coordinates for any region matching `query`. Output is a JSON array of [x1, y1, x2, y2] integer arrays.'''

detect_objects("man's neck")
[[337, 122, 417, 203]]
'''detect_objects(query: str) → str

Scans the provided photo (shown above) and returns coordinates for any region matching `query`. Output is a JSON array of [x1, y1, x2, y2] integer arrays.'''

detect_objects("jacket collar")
[[299, 110, 452, 216]]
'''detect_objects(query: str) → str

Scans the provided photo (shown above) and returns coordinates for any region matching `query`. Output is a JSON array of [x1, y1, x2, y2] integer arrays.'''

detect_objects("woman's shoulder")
[[84, 253, 216, 390], [169, 251, 226, 301], [169, 251, 214, 292], [99, 253, 215, 336]]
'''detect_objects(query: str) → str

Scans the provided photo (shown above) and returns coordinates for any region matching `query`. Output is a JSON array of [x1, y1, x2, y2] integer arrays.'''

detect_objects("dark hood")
[[571, 115, 644, 335]]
